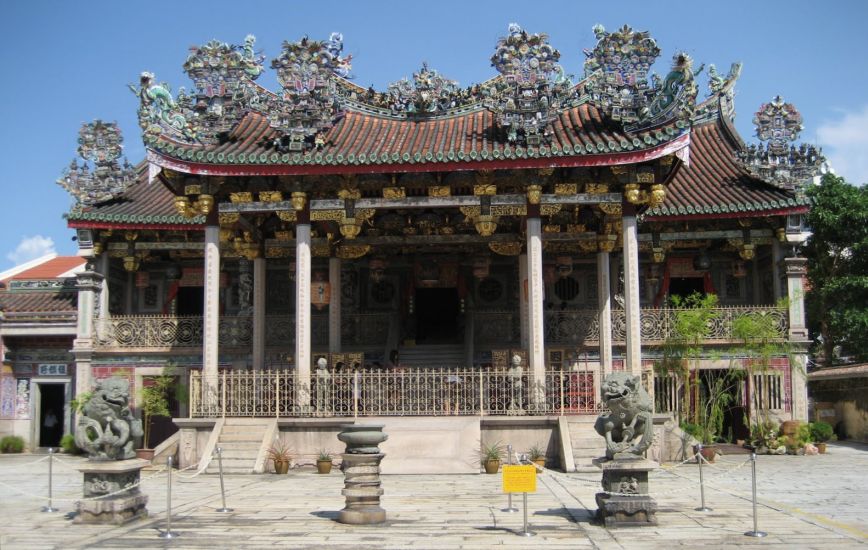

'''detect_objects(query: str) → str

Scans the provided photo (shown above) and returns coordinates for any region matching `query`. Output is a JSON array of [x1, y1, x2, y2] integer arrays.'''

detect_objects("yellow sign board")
[[502, 465, 537, 493]]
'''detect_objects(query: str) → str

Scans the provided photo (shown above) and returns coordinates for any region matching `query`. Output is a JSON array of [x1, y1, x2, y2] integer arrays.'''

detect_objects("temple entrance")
[[668, 277, 705, 300], [415, 288, 460, 343], [177, 286, 204, 315], [37, 383, 65, 448]]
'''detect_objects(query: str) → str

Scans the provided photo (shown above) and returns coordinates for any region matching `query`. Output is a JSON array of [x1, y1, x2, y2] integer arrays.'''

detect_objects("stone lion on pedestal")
[[75, 378, 143, 460], [594, 372, 654, 459]]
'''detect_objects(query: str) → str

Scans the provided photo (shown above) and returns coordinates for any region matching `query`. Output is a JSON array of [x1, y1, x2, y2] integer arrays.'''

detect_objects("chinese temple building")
[[2, 25, 823, 468]]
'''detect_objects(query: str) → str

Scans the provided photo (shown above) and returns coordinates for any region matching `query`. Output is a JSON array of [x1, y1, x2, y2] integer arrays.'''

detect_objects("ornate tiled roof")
[[0, 290, 77, 314], [146, 105, 689, 175], [66, 163, 204, 227], [645, 116, 810, 219]]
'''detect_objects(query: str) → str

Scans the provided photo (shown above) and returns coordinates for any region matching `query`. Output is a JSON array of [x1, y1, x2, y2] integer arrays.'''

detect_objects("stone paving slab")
[[1, 442, 867, 549]]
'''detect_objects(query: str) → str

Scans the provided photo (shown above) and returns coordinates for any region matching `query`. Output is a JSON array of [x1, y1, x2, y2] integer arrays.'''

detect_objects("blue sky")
[[1, 0, 866, 268]]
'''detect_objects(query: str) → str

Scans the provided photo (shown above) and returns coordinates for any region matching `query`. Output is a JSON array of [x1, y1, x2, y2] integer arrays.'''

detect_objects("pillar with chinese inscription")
[[73, 266, 103, 396], [295, 209, 313, 412], [785, 256, 809, 420], [519, 253, 529, 350], [622, 206, 642, 376], [597, 250, 613, 374], [203, 216, 221, 410], [329, 257, 341, 353], [252, 256, 266, 370], [526, 214, 546, 406]]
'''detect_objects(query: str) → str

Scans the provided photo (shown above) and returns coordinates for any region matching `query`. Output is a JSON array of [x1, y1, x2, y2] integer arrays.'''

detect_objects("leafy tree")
[[804, 174, 868, 365]]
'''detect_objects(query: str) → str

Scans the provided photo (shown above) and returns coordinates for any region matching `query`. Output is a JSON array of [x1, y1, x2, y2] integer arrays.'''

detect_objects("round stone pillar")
[[336, 424, 388, 524]]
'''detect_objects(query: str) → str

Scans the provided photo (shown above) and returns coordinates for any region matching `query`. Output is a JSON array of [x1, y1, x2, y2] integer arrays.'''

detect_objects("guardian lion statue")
[[75, 378, 143, 460], [594, 372, 654, 459]]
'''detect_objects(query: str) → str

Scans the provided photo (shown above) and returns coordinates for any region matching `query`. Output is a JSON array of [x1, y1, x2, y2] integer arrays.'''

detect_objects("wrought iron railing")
[[189, 366, 604, 418], [473, 311, 521, 345], [96, 312, 394, 349]]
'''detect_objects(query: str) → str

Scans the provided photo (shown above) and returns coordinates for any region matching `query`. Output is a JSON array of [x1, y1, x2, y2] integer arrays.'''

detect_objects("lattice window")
[[654, 374, 681, 414], [753, 372, 784, 411]]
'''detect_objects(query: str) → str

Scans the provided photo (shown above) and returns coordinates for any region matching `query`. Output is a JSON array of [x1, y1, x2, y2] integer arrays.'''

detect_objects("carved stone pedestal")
[[593, 457, 658, 527], [75, 458, 150, 525], [337, 424, 388, 525], [338, 453, 386, 524]]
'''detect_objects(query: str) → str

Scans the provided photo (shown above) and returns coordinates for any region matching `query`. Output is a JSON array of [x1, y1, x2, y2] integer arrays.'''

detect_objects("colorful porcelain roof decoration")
[[57, 120, 136, 207], [387, 63, 460, 114], [487, 23, 573, 145], [180, 35, 266, 140], [269, 32, 352, 150], [737, 96, 824, 190], [584, 24, 700, 131]]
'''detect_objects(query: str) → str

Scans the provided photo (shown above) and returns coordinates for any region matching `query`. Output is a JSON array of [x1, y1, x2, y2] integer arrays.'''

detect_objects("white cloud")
[[817, 105, 868, 186], [6, 235, 57, 265]]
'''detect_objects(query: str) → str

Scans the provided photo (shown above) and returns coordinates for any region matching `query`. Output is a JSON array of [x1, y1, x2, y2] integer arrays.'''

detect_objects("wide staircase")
[[206, 418, 273, 474], [566, 417, 606, 472], [398, 344, 466, 368]]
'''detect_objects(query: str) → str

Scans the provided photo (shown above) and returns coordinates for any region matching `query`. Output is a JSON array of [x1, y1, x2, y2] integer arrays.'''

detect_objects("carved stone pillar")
[[329, 257, 342, 353], [526, 216, 546, 404], [97, 253, 110, 321], [252, 257, 266, 370], [73, 266, 103, 395], [295, 221, 312, 410], [785, 257, 808, 341], [771, 240, 783, 301], [519, 253, 529, 350], [597, 250, 613, 373], [203, 221, 221, 408], [622, 208, 642, 376]]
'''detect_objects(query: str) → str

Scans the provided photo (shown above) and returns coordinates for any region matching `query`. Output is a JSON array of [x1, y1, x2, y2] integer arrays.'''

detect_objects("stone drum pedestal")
[[593, 457, 658, 527], [337, 424, 388, 525], [75, 458, 150, 524]]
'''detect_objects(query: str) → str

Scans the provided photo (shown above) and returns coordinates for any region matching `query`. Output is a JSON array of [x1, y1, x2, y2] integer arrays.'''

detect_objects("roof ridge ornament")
[[486, 23, 573, 146], [387, 62, 461, 115], [737, 96, 825, 191], [269, 32, 353, 151], [702, 62, 742, 122], [58, 120, 136, 207], [584, 24, 701, 132]]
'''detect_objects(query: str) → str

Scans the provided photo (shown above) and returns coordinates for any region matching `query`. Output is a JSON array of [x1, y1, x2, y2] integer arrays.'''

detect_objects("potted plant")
[[481, 441, 504, 474], [809, 421, 835, 454], [527, 445, 546, 468], [267, 440, 292, 474], [316, 449, 334, 474], [137, 373, 173, 460], [681, 372, 738, 463]]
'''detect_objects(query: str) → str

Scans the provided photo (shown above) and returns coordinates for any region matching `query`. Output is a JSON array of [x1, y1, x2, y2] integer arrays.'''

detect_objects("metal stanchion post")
[[520, 492, 536, 537], [215, 447, 233, 513], [159, 456, 178, 539], [41, 448, 58, 513], [502, 444, 517, 513], [695, 443, 712, 512], [744, 451, 767, 538]]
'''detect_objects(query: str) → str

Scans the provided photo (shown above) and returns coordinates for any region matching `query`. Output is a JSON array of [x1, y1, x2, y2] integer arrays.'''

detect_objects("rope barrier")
[[0, 455, 52, 470]]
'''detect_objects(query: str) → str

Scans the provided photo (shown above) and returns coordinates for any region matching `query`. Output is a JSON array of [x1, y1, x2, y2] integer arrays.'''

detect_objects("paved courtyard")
[[1, 442, 866, 549]]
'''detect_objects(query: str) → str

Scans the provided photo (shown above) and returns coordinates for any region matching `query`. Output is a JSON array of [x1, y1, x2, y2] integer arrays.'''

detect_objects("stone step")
[[219, 432, 265, 442]]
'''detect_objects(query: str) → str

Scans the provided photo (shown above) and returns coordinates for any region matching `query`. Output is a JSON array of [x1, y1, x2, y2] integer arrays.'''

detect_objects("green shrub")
[[809, 421, 835, 443], [0, 435, 25, 453], [60, 433, 81, 454]]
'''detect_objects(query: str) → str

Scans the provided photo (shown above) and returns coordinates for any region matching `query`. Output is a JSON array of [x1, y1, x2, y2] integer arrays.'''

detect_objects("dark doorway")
[[668, 277, 704, 300], [699, 370, 749, 443], [39, 384, 65, 448], [144, 376, 182, 449], [415, 288, 460, 343], [176, 287, 204, 316]]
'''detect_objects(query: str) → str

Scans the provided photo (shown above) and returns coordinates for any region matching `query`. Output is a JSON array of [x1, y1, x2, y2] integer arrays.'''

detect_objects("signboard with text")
[[502, 465, 537, 493]]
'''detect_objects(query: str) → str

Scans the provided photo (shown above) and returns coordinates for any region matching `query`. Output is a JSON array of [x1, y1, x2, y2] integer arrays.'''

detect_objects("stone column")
[[519, 253, 529, 350], [526, 215, 546, 405], [329, 257, 342, 353], [97, 253, 110, 320], [771, 240, 783, 301], [785, 257, 809, 421], [203, 217, 221, 409], [785, 257, 808, 341], [295, 219, 312, 411], [73, 267, 103, 395], [622, 207, 642, 376], [252, 256, 266, 370], [597, 250, 613, 374]]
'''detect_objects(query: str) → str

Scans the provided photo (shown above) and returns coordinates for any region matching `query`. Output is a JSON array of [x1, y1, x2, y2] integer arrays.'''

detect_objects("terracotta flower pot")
[[273, 459, 290, 474], [533, 458, 546, 468], [136, 448, 155, 461], [483, 459, 500, 474], [816, 442, 827, 454], [316, 459, 333, 474], [696, 445, 718, 464]]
